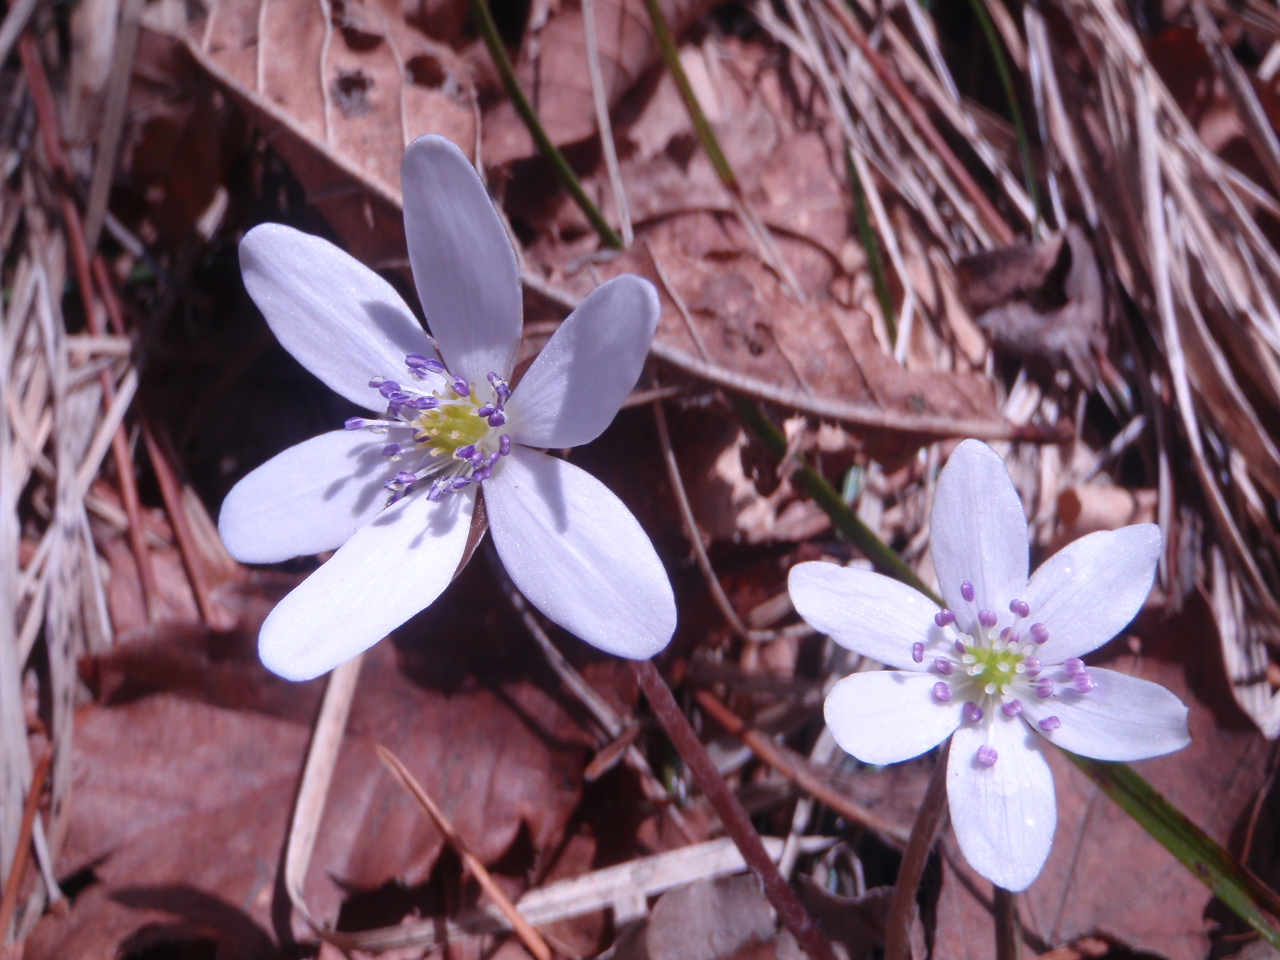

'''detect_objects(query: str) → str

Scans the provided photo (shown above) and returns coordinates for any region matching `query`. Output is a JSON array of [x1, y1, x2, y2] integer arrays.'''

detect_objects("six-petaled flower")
[[218, 135, 676, 681], [788, 439, 1191, 891]]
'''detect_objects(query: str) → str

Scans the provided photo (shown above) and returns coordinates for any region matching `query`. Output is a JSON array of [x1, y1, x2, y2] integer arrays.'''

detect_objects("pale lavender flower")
[[218, 135, 675, 681], [788, 440, 1190, 891]]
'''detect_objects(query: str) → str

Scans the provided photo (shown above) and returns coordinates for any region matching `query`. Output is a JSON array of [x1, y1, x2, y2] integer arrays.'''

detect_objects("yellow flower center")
[[964, 642, 1026, 696]]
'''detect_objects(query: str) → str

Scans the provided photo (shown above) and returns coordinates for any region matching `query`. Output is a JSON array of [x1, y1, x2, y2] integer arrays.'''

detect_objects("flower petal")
[[219, 430, 393, 564], [485, 448, 675, 658], [788, 561, 939, 669], [402, 135, 522, 386], [825, 671, 964, 765], [506, 275, 659, 449], [1026, 525, 1162, 662], [240, 223, 432, 409], [258, 487, 474, 681], [930, 440, 1029, 629], [947, 715, 1057, 892], [1022, 667, 1190, 761]]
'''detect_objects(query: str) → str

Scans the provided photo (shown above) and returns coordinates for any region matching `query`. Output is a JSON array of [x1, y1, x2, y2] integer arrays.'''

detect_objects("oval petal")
[[825, 671, 964, 765]]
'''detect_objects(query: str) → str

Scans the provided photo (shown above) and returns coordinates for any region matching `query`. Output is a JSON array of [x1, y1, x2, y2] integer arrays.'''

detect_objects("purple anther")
[[386, 392, 411, 406], [1064, 657, 1085, 677], [1030, 622, 1049, 644], [963, 701, 984, 723], [369, 376, 387, 388], [378, 380, 402, 399], [1023, 656, 1041, 677], [499, 434, 512, 456], [934, 658, 953, 675], [933, 682, 952, 703], [1038, 716, 1062, 732], [1009, 598, 1030, 618], [978, 609, 998, 628], [487, 372, 512, 401], [405, 353, 445, 374], [473, 465, 492, 482], [912, 642, 925, 663], [935, 608, 956, 627], [395, 471, 417, 485], [1001, 699, 1023, 717], [476, 405, 494, 417], [1035, 678, 1055, 698], [960, 579, 975, 602], [1072, 673, 1096, 693], [426, 479, 446, 502], [412, 396, 438, 410], [1004, 629, 1021, 646], [488, 411, 507, 427], [457, 444, 476, 459], [382, 443, 402, 458], [344, 417, 367, 430], [451, 475, 471, 490], [955, 640, 967, 655], [452, 379, 470, 397], [976, 745, 998, 767]]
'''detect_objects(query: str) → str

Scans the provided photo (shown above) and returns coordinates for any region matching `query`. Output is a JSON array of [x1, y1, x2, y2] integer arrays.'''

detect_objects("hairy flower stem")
[[994, 887, 1021, 960], [630, 660, 838, 960], [885, 741, 950, 960]]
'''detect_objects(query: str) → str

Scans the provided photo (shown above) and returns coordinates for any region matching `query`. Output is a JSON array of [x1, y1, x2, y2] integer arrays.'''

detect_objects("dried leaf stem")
[[884, 742, 948, 960], [0, 747, 50, 940], [376, 745, 554, 960], [631, 659, 839, 960], [468, 0, 624, 250]]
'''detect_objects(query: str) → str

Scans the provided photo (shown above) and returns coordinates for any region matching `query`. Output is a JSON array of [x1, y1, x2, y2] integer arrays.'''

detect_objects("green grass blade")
[[846, 147, 897, 347], [468, 0, 625, 249]]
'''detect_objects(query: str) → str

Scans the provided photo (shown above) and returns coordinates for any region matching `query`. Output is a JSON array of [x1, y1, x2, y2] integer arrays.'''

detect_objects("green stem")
[[964, 0, 1041, 229], [846, 148, 897, 347], [468, 0, 624, 249]]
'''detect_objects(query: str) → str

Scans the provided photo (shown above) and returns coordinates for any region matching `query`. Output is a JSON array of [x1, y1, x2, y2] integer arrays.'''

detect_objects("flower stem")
[[467, 0, 625, 250], [884, 742, 949, 960], [630, 660, 839, 960], [993, 887, 1021, 960]]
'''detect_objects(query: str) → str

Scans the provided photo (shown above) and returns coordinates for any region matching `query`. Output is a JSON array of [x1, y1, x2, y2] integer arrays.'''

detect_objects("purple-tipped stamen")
[[1072, 673, 1096, 693], [473, 465, 492, 482], [978, 609, 998, 628], [369, 376, 387, 388], [976, 745, 998, 767], [954, 639, 967, 655], [412, 396, 438, 410], [1038, 716, 1061, 732], [499, 435, 512, 456], [378, 380, 402, 399], [963, 701, 984, 723], [395, 471, 417, 485], [912, 642, 924, 663], [488, 411, 506, 427], [1034, 678, 1055, 698], [1030, 622, 1049, 644], [457, 444, 477, 462], [451, 476, 471, 490], [1009, 598, 1030, 618], [933, 682, 952, 703], [1001, 699, 1023, 717], [934, 658, 953, 675], [935, 608, 956, 628], [452, 379, 470, 397], [960, 579, 975, 602], [345, 417, 367, 430], [1023, 656, 1041, 677], [1065, 657, 1085, 677], [382, 443, 402, 458]]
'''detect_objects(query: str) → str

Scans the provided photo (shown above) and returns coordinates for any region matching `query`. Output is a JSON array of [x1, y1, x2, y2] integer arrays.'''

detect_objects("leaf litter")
[[7, 0, 1280, 953]]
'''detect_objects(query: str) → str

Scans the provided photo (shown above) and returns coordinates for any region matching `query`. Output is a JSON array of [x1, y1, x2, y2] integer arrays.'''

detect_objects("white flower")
[[218, 135, 676, 681], [788, 439, 1190, 891]]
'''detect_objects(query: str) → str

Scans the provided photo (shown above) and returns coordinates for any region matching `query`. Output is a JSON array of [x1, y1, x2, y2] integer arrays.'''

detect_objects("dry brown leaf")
[[183, 0, 477, 265]]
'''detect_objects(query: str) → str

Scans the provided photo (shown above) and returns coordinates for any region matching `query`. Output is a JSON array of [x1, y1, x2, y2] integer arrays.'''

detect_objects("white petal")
[[258, 488, 475, 681], [1025, 525, 1162, 662], [930, 440, 1029, 629], [218, 430, 392, 564], [505, 276, 659, 449], [402, 135, 522, 386], [484, 448, 674, 658], [240, 223, 432, 409], [1022, 667, 1190, 761], [788, 562, 940, 670], [824, 671, 963, 765], [947, 716, 1057, 892]]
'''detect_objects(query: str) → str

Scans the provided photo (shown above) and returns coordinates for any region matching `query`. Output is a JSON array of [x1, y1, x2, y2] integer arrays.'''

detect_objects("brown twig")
[[0, 747, 52, 938], [694, 688, 909, 846], [884, 741, 949, 960], [375, 745, 553, 960], [631, 660, 839, 960], [994, 886, 1022, 960]]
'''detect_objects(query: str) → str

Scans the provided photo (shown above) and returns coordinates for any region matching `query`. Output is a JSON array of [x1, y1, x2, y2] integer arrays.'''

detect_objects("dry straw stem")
[[375, 745, 554, 960]]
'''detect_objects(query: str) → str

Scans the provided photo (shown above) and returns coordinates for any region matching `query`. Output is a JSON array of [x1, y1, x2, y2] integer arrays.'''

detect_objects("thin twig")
[[994, 887, 1022, 960], [651, 397, 754, 642], [376, 745, 554, 960], [0, 747, 50, 940], [884, 743, 948, 960], [631, 660, 839, 960], [581, 0, 633, 246]]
